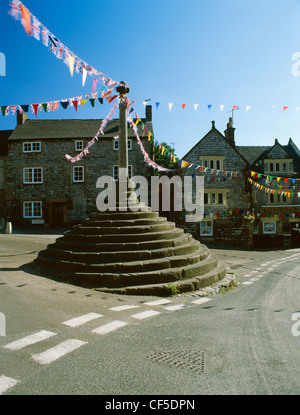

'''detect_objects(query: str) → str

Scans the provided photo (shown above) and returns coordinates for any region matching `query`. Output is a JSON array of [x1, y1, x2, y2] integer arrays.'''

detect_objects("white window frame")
[[113, 165, 133, 181], [113, 139, 132, 151], [23, 142, 41, 153], [73, 166, 84, 182], [200, 220, 213, 236], [23, 201, 43, 218], [263, 221, 276, 234], [75, 140, 84, 152], [23, 167, 43, 184]]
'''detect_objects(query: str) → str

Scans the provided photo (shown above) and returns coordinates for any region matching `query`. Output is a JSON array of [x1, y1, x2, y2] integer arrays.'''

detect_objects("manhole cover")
[[147, 350, 206, 375]]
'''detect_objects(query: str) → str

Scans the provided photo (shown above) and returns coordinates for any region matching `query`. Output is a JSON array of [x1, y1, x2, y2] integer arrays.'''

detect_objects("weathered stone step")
[[63, 228, 185, 243], [96, 263, 227, 296], [55, 233, 193, 252], [36, 244, 209, 274], [45, 239, 207, 263], [34, 251, 219, 287], [88, 211, 159, 220], [72, 221, 175, 235], [80, 216, 168, 227]]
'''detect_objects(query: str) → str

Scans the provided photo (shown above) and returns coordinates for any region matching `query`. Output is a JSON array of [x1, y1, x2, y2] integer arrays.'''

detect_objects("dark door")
[[52, 203, 64, 227], [291, 223, 300, 247]]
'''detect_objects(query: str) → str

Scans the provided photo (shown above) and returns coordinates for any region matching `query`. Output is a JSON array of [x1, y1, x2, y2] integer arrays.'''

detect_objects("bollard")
[[5, 222, 12, 234]]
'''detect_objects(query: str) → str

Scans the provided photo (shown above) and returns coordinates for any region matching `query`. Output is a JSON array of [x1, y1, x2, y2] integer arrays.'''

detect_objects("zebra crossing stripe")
[[109, 305, 140, 312], [3, 330, 57, 351], [131, 310, 161, 320], [143, 299, 172, 306], [164, 304, 189, 311], [91, 320, 128, 335], [191, 297, 211, 305], [32, 339, 87, 365], [0, 375, 19, 395], [62, 312, 103, 327]]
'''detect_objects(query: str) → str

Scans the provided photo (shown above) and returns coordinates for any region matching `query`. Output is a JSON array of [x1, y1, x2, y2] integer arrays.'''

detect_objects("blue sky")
[[1, 0, 300, 158]]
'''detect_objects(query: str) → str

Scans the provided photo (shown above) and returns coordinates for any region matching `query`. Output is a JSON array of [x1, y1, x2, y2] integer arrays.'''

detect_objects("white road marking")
[[164, 304, 189, 311], [131, 310, 161, 320], [249, 277, 260, 282], [191, 297, 212, 305], [143, 299, 172, 306], [62, 312, 103, 327], [109, 305, 140, 312], [243, 274, 251, 277], [242, 281, 254, 285], [0, 375, 19, 395], [92, 320, 128, 335], [32, 339, 87, 365], [3, 330, 57, 351]]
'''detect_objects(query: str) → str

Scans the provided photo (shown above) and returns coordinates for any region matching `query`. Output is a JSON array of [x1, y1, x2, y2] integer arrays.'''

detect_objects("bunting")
[[65, 100, 119, 163], [0, 89, 114, 117], [9, 0, 119, 92]]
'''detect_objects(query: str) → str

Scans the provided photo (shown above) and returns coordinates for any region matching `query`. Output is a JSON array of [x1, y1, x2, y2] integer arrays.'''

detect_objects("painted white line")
[[191, 297, 212, 305], [62, 312, 103, 327], [131, 310, 161, 320], [243, 274, 251, 277], [242, 281, 254, 285], [261, 263, 268, 266], [164, 304, 189, 311], [251, 270, 258, 274], [249, 277, 260, 282], [143, 299, 172, 306], [0, 375, 19, 395], [92, 320, 128, 335], [3, 330, 57, 351], [109, 305, 140, 312], [32, 339, 87, 365]]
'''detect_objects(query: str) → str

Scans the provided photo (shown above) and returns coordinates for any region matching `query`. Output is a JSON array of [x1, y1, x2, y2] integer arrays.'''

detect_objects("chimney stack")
[[17, 109, 28, 125], [224, 117, 235, 146], [145, 105, 152, 122]]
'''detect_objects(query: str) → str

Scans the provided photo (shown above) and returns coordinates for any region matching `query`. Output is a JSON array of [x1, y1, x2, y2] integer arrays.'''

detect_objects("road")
[[0, 231, 299, 396]]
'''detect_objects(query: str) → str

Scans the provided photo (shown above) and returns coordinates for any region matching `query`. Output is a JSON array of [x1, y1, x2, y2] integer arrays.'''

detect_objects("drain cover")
[[147, 350, 206, 375]]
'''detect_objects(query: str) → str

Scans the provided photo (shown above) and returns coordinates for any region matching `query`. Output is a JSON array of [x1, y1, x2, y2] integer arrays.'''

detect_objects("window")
[[263, 221, 276, 234], [203, 190, 228, 205], [199, 156, 225, 170], [75, 140, 84, 151], [23, 201, 42, 218], [268, 192, 289, 204], [269, 163, 274, 172], [200, 220, 213, 236], [113, 165, 133, 181], [23, 167, 43, 184], [113, 139, 132, 150], [23, 142, 41, 153], [275, 163, 280, 172], [73, 166, 84, 182]]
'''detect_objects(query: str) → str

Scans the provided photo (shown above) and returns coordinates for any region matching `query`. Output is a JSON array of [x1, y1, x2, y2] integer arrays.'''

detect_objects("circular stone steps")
[[32, 209, 226, 296]]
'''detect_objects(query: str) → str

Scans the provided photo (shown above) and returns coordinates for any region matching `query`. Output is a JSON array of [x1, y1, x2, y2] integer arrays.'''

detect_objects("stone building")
[[0, 129, 12, 224], [179, 118, 300, 249], [3, 106, 154, 227]]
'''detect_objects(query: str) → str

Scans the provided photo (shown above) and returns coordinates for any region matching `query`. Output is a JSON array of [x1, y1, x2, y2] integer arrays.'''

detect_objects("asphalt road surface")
[[0, 231, 299, 396]]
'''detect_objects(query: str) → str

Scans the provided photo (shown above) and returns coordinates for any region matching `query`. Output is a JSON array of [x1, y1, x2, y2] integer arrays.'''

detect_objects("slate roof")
[[235, 146, 270, 167], [7, 118, 152, 140]]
